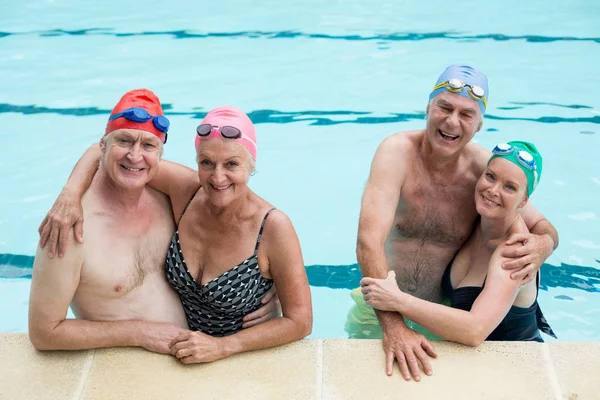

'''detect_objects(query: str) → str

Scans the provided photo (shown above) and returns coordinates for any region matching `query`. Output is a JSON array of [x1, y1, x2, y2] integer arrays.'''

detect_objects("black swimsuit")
[[165, 192, 274, 337], [442, 257, 556, 342]]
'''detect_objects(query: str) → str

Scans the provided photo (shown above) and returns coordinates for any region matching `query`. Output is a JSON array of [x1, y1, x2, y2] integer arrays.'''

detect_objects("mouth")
[[481, 194, 501, 207], [120, 165, 144, 172], [210, 183, 232, 192], [439, 130, 459, 141]]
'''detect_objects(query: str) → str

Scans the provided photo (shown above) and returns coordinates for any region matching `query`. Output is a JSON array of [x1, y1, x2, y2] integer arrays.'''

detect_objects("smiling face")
[[196, 138, 254, 208], [425, 91, 483, 157], [475, 157, 529, 218], [100, 129, 163, 190]]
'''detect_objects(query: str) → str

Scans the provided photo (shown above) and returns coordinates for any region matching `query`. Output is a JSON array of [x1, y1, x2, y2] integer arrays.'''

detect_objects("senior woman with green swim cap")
[[361, 140, 556, 345]]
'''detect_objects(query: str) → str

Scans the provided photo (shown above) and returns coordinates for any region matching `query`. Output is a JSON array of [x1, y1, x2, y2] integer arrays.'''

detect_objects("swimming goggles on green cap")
[[490, 142, 541, 196], [432, 78, 488, 109]]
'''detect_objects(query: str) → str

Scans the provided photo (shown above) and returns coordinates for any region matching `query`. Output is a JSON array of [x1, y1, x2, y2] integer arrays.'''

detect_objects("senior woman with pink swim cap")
[[157, 106, 313, 363], [38, 104, 313, 364]]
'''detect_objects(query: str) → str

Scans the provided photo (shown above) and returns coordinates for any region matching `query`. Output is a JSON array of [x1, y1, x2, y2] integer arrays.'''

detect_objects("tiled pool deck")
[[0, 333, 596, 399]]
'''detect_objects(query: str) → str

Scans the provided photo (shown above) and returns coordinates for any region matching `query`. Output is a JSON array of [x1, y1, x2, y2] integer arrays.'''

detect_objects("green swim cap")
[[488, 141, 542, 196]]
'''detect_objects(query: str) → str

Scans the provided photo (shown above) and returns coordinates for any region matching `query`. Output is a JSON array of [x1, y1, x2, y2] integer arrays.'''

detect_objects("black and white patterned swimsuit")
[[165, 193, 275, 337]]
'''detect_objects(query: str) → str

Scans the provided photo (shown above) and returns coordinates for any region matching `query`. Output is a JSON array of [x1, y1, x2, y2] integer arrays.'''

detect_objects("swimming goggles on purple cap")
[[432, 78, 488, 109]]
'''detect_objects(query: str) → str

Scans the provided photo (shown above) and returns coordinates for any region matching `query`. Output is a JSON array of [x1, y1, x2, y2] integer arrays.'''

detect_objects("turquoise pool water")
[[1, 0, 599, 340]]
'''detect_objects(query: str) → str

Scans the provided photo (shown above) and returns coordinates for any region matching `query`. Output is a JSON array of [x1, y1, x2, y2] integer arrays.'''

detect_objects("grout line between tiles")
[[316, 339, 323, 400], [72, 349, 95, 400], [541, 343, 564, 400]]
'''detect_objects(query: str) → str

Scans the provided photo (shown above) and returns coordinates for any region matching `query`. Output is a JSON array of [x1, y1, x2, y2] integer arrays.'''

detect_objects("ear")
[[425, 103, 430, 118], [99, 137, 107, 154], [517, 195, 529, 209], [476, 114, 483, 132]]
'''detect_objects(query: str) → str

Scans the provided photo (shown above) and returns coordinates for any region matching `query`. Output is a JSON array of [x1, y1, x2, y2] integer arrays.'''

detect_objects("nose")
[[446, 110, 460, 128], [210, 165, 227, 185], [127, 142, 143, 163]]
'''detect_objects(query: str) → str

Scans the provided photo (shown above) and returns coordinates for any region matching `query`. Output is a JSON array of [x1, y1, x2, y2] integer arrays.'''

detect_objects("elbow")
[[28, 328, 53, 351], [356, 237, 378, 265], [297, 313, 313, 340], [462, 325, 487, 347]]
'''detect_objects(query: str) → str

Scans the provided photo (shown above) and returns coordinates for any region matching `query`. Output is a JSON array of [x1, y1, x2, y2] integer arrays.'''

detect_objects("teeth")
[[213, 184, 231, 191], [123, 166, 142, 172], [440, 131, 459, 139], [482, 196, 500, 206]]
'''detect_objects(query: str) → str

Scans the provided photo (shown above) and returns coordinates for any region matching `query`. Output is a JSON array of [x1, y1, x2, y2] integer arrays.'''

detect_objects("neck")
[[92, 168, 146, 213], [419, 132, 462, 176], [479, 212, 519, 250], [204, 187, 251, 222]]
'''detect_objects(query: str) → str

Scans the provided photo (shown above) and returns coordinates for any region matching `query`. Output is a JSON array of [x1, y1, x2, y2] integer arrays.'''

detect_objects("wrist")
[[61, 185, 84, 199], [219, 335, 239, 358]]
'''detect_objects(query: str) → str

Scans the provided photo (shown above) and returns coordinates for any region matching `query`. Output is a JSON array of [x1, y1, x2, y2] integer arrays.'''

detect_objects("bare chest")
[[80, 215, 174, 297], [394, 177, 478, 246]]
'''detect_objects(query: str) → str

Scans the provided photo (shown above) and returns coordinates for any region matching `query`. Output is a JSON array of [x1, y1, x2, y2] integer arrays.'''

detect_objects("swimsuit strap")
[[253, 208, 276, 255], [177, 190, 200, 226]]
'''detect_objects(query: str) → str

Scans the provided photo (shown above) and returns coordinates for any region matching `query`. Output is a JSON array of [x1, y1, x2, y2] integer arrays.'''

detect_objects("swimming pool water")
[[1, 0, 599, 341]]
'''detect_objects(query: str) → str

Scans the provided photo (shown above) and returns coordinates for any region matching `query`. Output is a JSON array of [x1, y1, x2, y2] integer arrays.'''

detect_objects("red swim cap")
[[105, 88, 167, 142]]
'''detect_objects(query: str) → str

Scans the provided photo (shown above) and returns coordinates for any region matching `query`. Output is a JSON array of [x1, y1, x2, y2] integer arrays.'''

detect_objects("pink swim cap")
[[194, 106, 257, 161]]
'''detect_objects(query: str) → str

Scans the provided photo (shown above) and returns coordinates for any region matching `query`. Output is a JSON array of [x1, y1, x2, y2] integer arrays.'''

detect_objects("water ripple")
[[1, 103, 598, 125], [0, 29, 598, 44]]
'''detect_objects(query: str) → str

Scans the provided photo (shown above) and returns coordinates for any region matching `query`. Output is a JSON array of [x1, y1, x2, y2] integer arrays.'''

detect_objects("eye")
[[462, 113, 474, 120], [199, 159, 213, 166], [118, 139, 130, 145], [226, 161, 239, 168], [143, 143, 157, 149], [485, 172, 495, 181], [505, 184, 516, 192]]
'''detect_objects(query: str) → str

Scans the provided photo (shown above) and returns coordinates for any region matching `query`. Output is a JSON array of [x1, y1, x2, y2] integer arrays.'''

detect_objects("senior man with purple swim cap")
[[353, 64, 558, 381]]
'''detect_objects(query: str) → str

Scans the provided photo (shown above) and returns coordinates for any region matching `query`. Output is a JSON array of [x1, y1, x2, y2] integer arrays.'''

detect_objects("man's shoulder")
[[377, 130, 422, 155], [464, 142, 491, 172]]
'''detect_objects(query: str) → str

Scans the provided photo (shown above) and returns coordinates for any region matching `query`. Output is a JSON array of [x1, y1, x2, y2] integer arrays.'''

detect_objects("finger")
[[504, 233, 527, 245], [360, 285, 371, 294], [520, 272, 535, 286], [39, 218, 51, 248], [242, 314, 270, 329], [176, 348, 193, 359], [387, 271, 396, 278], [510, 264, 535, 280], [405, 354, 421, 382], [38, 215, 48, 236], [47, 226, 60, 258], [243, 301, 274, 322], [360, 278, 374, 287], [421, 339, 438, 359], [385, 348, 394, 376], [57, 227, 70, 258], [180, 356, 196, 365], [502, 257, 529, 270], [415, 347, 433, 376], [395, 351, 412, 381], [260, 287, 275, 304], [169, 333, 190, 348], [74, 219, 84, 244]]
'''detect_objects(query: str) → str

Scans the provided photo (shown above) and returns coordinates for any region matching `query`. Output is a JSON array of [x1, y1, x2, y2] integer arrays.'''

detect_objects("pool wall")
[[0, 333, 597, 399]]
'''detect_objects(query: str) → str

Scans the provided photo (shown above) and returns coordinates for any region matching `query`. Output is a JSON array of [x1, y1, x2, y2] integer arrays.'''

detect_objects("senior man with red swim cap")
[[31, 90, 280, 356], [353, 64, 559, 381]]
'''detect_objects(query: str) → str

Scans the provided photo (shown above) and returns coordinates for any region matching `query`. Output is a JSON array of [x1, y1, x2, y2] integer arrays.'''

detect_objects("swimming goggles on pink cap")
[[492, 143, 536, 171], [432, 78, 488, 109], [109, 107, 170, 143], [196, 124, 244, 139]]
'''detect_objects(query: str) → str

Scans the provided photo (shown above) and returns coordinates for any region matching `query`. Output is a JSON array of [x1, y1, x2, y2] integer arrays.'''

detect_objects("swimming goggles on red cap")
[[109, 107, 170, 143]]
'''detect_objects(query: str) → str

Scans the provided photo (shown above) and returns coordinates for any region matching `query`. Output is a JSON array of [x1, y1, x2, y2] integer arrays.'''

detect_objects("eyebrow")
[[437, 99, 477, 115]]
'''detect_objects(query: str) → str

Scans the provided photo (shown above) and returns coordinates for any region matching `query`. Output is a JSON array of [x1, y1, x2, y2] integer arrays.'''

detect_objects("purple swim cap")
[[429, 64, 489, 114]]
